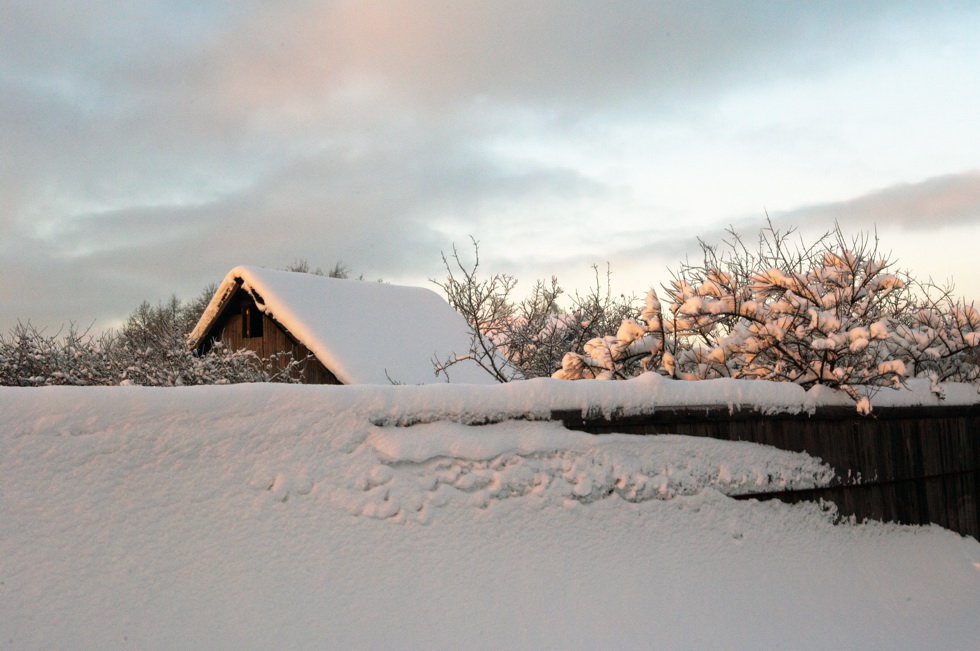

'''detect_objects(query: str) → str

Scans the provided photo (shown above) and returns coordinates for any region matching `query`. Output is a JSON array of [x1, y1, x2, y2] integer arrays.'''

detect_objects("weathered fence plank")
[[556, 405, 980, 539]]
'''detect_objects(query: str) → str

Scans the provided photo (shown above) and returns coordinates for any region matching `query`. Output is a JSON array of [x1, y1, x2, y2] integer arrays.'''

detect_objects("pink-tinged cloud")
[[154, 1, 902, 116], [775, 171, 980, 230]]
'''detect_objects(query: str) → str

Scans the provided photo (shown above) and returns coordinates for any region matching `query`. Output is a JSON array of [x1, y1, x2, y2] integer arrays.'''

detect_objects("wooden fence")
[[554, 404, 980, 540]]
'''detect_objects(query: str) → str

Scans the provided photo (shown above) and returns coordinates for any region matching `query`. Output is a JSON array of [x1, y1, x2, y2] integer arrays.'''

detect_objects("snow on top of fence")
[[7, 375, 976, 430]]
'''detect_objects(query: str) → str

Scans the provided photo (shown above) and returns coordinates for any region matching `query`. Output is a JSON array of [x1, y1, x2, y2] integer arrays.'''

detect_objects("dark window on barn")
[[242, 305, 263, 338]]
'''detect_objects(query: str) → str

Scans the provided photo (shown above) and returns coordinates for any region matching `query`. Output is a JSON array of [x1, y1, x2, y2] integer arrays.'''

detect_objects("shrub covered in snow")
[[0, 322, 304, 387], [554, 223, 980, 411]]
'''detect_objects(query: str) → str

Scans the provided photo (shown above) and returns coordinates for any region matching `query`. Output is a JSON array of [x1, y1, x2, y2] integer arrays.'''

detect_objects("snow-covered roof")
[[188, 266, 498, 385]]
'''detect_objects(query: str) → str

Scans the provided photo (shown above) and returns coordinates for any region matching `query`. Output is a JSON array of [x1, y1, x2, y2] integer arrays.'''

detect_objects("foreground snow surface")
[[2, 384, 979, 650]]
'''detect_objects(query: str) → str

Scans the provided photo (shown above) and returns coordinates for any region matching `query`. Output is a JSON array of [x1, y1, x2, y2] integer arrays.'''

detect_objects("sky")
[[3, 1, 980, 334]]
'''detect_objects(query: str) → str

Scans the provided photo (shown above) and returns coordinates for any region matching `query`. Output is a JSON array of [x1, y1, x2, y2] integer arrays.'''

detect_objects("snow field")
[[2, 383, 979, 649]]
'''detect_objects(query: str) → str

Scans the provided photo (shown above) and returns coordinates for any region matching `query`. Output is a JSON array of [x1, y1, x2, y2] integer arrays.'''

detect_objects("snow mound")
[[336, 422, 835, 523]]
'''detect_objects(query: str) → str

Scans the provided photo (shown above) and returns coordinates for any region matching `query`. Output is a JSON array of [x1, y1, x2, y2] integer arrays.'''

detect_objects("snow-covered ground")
[[2, 381, 979, 649]]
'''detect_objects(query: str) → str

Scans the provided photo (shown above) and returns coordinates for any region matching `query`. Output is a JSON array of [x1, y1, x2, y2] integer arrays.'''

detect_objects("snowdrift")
[[2, 380, 979, 649]]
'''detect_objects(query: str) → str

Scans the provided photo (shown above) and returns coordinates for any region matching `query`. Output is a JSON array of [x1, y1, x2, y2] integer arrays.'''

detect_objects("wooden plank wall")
[[216, 309, 340, 384], [555, 405, 980, 539]]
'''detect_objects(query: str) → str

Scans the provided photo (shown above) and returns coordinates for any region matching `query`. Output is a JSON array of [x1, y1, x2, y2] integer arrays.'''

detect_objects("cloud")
[[3, 1, 978, 332], [0, 126, 614, 333], [148, 1, 919, 118], [1, 1, 951, 229], [6, 1, 923, 148], [543, 172, 980, 305], [773, 170, 980, 231]]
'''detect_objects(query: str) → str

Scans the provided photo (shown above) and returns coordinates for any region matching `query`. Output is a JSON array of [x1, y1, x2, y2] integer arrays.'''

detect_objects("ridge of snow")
[[6, 373, 977, 434], [356, 422, 835, 523]]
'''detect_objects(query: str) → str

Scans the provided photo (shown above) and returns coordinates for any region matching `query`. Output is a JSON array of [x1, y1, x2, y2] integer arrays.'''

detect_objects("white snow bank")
[[2, 384, 979, 649], [355, 422, 834, 523], [365, 420, 601, 462]]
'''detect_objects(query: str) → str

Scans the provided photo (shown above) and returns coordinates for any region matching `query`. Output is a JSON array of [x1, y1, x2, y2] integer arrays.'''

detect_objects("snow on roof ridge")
[[188, 265, 499, 385]]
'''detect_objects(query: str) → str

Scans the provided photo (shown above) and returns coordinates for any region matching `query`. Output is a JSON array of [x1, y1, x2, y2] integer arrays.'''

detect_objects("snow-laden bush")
[[554, 224, 980, 412], [889, 296, 980, 386], [0, 323, 304, 387]]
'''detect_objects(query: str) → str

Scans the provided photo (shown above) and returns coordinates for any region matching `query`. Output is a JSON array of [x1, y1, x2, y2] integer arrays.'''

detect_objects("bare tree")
[[431, 239, 635, 381], [430, 239, 521, 382], [281, 259, 374, 281]]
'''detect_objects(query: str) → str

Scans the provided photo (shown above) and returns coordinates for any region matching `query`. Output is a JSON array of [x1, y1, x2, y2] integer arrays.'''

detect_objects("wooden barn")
[[187, 266, 499, 385]]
